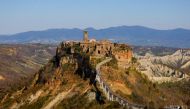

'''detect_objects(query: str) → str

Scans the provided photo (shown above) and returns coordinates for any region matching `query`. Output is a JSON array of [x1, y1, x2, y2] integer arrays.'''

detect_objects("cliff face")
[[138, 50, 190, 82], [30, 42, 97, 89], [1, 42, 123, 109], [1, 42, 190, 108]]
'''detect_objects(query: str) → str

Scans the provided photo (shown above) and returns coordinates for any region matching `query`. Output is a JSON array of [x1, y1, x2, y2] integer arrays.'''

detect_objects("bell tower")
[[83, 31, 88, 42]]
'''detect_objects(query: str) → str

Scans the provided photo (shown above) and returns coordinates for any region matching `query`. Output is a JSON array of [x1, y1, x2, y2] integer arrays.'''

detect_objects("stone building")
[[113, 49, 133, 68], [58, 31, 133, 65], [113, 50, 132, 63], [80, 31, 114, 57], [79, 31, 133, 64], [83, 31, 89, 42]]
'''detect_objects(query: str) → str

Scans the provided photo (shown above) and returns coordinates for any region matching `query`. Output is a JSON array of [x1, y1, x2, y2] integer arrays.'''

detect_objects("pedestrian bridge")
[[95, 57, 145, 109]]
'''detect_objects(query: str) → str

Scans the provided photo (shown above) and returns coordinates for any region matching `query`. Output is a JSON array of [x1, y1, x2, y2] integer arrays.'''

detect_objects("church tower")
[[83, 31, 88, 42]]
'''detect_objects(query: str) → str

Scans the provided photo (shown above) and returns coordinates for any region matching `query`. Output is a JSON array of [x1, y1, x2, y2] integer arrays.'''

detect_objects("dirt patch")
[[100, 64, 132, 96], [109, 81, 132, 95], [28, 90, 44, 103], [42, 85, 75, 109], [127, 74, 136, 84], [0, 75, 5, 80]]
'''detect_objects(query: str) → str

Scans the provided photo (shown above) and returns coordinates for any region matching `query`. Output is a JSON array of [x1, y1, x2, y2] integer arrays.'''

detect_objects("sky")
[[0, 0, 190, 34]]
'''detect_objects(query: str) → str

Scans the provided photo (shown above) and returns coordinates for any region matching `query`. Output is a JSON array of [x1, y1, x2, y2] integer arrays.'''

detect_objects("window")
[[98, 50, 101, 54]]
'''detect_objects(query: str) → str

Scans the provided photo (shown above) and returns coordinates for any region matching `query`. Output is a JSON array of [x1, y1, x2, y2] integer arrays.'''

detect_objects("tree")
[[131, 57, 137, 64]]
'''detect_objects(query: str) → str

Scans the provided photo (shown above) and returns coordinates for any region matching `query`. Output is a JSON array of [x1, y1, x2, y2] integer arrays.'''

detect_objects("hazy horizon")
[[1, 0, 190, 34], [1, 25, 190, 36]]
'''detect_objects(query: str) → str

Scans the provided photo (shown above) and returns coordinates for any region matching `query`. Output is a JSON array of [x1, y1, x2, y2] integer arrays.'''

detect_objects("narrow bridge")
[[95, 57, 145, 109]]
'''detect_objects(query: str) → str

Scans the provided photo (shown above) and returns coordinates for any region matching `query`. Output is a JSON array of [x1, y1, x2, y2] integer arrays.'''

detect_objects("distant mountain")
[[0, 26, 190, 48]]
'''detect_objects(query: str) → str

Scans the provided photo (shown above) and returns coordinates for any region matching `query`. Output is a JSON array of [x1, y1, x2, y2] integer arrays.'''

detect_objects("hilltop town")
[[0, 31, 190, 109], [59, 31, 133, 68], [1, 0, 190, 108]]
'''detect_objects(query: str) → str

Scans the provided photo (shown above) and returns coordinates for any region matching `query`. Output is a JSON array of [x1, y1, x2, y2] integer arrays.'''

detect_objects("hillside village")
[[60, 31, 133, 68], [1, 0, 190, 109], [1, 31, 190, 109]]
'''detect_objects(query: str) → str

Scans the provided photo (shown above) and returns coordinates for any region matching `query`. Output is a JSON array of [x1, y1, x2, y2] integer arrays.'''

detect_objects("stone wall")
[[114, 50, 132, 62], [80, 41, 114, 57]]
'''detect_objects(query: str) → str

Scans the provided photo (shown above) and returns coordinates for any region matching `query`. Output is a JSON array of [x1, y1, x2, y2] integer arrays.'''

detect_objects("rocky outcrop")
[[137, 50, 190, 82], [0, 42, 91, 108]]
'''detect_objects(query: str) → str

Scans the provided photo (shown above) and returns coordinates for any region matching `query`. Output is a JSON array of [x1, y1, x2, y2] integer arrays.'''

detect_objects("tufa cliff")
[[0, 32, 133, 109]]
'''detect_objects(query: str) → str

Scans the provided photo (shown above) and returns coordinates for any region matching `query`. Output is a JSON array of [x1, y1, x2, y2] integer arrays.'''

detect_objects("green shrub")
[[107, 56, 118, 69], [131, 57, 137, 64]]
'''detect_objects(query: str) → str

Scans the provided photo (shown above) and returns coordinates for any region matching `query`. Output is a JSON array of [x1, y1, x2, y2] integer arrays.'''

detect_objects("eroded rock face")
[[86, 91, 96, 102], [137, 50, 190, 82]]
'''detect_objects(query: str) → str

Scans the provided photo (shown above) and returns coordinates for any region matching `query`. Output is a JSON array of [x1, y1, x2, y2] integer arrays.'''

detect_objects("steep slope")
[[0, 43, 123, 109], [0, 44, 56, 99], [139, 50, 190, 77], [1, 42, 190, 109], [100, 57, 190, 108], [137, 50, 190, 83]]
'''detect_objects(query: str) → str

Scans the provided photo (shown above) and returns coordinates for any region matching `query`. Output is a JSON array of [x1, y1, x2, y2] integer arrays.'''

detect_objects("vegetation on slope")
[[0, 44, 56, 99], [1, 43, 190, 109], [100, 59, 190, 108], [1, 43, 124, 109]]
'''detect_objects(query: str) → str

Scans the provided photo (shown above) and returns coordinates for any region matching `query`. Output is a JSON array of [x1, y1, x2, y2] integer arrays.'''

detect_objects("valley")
[[0, 35, 190, 108], [1, 0, 190, 108], [0, 44, 56, 98]]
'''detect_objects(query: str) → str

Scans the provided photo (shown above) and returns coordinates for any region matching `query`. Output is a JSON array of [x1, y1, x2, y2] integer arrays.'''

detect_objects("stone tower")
[[83, 31, 88, 42]]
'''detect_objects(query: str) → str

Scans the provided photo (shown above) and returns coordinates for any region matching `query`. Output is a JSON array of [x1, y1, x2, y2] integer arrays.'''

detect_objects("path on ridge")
[[96, 57, 112, 73]]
